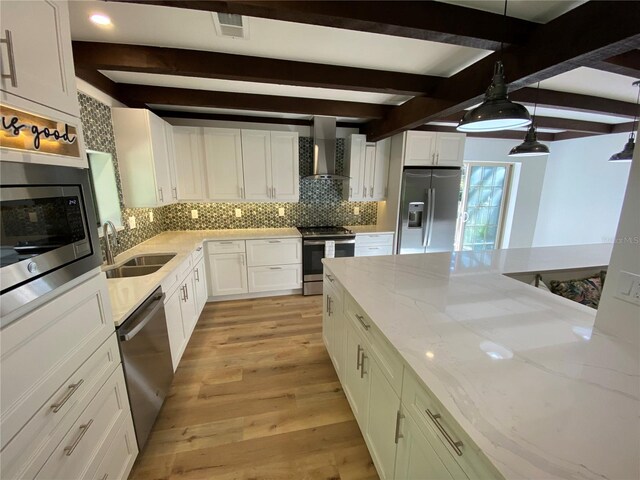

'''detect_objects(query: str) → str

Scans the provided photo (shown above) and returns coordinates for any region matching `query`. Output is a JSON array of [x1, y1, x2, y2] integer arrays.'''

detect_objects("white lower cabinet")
[[164, 287, 187, 370], [193, 256, 208, 313], [355, 234, 394, 257], [208, 253, 249, 296], [343, 320, 370, 428], [322, 279, 345, 382], [248, 265, 301, 292], [89, 412, 137, 480]]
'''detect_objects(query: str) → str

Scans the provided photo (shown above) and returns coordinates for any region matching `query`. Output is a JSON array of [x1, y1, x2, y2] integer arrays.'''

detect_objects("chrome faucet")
[[102, 221, 119, 265]]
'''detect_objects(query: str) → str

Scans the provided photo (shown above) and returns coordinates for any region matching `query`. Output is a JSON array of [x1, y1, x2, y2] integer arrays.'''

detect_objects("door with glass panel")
[[455, 163, 512, 251]]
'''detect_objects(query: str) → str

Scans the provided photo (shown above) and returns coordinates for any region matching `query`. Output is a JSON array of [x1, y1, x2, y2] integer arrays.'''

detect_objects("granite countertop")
[[323, 244, 639, 480], [347, 225, 395, 235], [106, 228, 301, 326]]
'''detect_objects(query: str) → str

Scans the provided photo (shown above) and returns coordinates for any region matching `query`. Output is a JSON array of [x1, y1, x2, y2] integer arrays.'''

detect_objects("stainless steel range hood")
[[305, 116, 349, 180]]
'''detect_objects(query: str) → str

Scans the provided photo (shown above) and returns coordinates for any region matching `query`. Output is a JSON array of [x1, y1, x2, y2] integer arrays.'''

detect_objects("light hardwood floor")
[[129, 295, 379, 480]]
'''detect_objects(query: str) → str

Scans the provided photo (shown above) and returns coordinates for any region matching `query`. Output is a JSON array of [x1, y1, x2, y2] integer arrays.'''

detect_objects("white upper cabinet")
[[270, 131, 300, 201], [111, 109, 176, 208], [172, 126, 206, 201], [403, 131, 465, 167], [344, 135, 390, 201], [0, 0, 79, 118], [242, 129, 272, 201], [164, 122, 179, 202], [202, 128, 244, 201]]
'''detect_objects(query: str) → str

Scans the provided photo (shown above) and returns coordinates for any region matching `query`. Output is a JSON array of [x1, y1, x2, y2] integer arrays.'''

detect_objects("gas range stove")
[[297, 226, 354, 238]]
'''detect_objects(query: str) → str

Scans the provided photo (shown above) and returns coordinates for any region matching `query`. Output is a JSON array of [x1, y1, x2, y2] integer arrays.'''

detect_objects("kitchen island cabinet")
[[322, 243, 637, 480]]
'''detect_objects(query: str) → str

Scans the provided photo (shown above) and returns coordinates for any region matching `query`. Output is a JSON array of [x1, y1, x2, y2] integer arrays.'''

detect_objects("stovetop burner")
[[297, 226, 354, 237]]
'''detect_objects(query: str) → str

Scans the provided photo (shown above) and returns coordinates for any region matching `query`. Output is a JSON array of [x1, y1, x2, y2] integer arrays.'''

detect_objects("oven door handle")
[[119, 293, 165, 342], [303, 239, 356, 246]]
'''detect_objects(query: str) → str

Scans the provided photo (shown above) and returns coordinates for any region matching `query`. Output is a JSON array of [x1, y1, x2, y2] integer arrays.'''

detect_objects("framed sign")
[[0, 105, 81, 158]]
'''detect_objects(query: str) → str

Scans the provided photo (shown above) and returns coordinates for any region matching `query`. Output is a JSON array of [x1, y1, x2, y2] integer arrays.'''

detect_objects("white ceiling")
[[69, 0, 638, 128]]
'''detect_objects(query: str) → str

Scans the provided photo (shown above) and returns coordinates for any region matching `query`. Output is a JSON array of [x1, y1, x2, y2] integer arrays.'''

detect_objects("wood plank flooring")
[[129, 295, 379, 480]]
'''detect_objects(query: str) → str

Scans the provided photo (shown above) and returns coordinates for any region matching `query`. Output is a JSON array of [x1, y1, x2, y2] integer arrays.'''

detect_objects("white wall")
[[463, 137, 549, 248], [595, 129, 639, 347], [533, 132, 631, 247]]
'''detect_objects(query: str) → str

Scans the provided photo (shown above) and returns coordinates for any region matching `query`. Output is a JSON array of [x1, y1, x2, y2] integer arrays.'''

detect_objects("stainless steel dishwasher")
[[117, 287, 174, 450]]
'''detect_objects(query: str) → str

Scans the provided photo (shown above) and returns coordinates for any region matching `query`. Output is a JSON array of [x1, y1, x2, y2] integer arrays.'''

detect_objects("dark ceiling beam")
[[106, 0, 536, 50], [590, 49, 640, 78], [365, 1, 640, 141], [75, 68, 136, 106], [151, 109, 364, 130], [552, 131, 600, 142], [610, 121, 636, 135], [120, 84, 392, 118], [415, 124, 557, 142], [72, 41, 437, 97]]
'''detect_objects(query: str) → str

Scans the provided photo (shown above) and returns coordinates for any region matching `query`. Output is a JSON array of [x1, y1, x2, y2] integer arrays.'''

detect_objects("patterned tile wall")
[[79, 93, 377, 251], [78, 93, 165, 258]]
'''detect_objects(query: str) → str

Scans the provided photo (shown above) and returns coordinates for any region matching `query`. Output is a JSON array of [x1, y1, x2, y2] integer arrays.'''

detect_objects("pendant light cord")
[[500, 0, 508, 61]]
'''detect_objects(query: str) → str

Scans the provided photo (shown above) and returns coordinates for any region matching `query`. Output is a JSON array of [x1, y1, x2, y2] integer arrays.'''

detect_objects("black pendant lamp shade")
[[509, 124, 550, 157], [609, 80, 639, 162], [457, 61, 532, 132]]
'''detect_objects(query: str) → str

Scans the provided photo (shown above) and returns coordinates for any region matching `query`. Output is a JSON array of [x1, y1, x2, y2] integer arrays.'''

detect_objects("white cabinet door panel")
[[179, 274, 198, 338], [202, 128, 244, 200], [373, 138, 391, 200], [193, 257, 208, 315], [208, 253, 248, 296], [89, 413, 137, 480], [173, 127, 205, 200], [345, 134, 367, 200], [343, 320, 369, 428], [248, 265, 301, 292], [355, 246, 393, 257], [246, 238, 301, 266], [164, 288, 186, 371], [148, 112, 173, 205], [363, 143, 376, 200], [435, 133, 466, 167], [242, 130, 272, 200], [271, 131, 299, 201], [404, 131, 436, 166]]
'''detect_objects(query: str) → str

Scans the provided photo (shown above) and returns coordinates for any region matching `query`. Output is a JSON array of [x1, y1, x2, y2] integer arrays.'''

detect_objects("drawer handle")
[[356, 344, 363, 371], [219, 241, 233, 245], [100, 474, 108, 480], [194, 267, 200, 282], [355, 314, 370, 330], [426, 409, 464, 456], [268, 240, 281, 243], [196, 246, 202, 251], [50, 379, 84, 413], [1, 30, 18, 88], [269, 266, 282, 270], [64, 419, 93, 456], [360, 353, 367, 379], [394, 410, 405, 444], [325, 273, 334, 283]]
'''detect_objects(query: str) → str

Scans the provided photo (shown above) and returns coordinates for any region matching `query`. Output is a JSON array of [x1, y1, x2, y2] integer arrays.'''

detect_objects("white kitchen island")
[[322, 244, 639, 480]]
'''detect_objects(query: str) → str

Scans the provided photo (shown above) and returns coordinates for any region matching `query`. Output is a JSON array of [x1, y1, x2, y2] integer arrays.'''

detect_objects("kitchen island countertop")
[[323, 243, 639, 480]]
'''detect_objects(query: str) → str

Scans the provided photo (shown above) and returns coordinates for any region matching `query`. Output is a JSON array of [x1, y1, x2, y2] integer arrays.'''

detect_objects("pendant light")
[[609, 80, 640, 162], [457, 0, 531, 133], [509, 82, 549, 157]]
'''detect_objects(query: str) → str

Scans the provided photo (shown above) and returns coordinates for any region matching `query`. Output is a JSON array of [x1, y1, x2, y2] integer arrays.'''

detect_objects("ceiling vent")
[[213, 13, 249, 39]]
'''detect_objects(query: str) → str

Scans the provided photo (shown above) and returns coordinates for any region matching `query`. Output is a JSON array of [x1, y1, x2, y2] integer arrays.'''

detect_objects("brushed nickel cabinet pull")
[[394, 411, 405, 444], [355, 313, 370, 330], [273, 187, 276, 197], [219, 241, 233, 244], [172, 186, 178, 199], [356, 345, 363, 371], [268, 240, 281, 243], [158, 188, 164, 202], [328, 295, 332, 316], [426, 409, 464, 456], [194, 267, 200, 282], [100, 474, 108, 480], [64, 419, 93, 456], [325, 273, 334, 282], [1, 30, 18, 87], [436, 153, 440, 165], [269, 266, 282, 270], [184, 284, 189, 300], [50, 379, 84, 413], [360, 353, 367, 378]]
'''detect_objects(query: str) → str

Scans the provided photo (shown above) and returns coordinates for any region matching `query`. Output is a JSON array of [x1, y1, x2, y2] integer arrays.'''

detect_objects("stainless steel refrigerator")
[[397, 168, 461, 254]]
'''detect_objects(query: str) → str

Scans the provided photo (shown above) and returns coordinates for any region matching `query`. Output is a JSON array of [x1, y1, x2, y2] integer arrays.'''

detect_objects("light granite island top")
[[106, 228, 300, 326], [323, 244, 639, 480]]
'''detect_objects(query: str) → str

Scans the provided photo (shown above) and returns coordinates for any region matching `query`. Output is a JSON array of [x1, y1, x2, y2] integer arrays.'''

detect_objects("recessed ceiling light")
[[90, 13, 112, 26]]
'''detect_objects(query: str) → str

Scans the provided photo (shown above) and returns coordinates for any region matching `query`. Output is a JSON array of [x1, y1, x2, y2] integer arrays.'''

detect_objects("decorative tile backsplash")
[[78, 92, 377, 257]]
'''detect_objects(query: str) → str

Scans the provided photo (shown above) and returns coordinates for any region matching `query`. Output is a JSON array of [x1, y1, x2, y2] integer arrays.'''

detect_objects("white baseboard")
[[206, 289, 302, 303]]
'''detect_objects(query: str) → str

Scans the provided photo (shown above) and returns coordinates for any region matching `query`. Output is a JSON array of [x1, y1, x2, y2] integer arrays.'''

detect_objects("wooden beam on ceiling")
[[591, 49, 640, 78], [552, 131, 601, 142], [75, 68, 135, 106], [365, 1, 640, 141], [106, 0, 536, 50], [72, 41, 437, 97], [120, 84, 392, 118], [415, 124, 557, 142]]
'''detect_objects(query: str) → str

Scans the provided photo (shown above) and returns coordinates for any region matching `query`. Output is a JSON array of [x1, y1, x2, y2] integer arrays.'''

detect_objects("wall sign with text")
[[0, 105, 81, 158]]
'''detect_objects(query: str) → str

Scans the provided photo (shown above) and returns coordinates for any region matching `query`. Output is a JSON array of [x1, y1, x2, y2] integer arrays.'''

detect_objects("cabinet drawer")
[[88, 413, 138, 480], [355, 234, 394, 247], [1, 334, 121, 479], [355, 246, 393, 257], [344, 294, 404, 394], [246, 238, 301, 266], [402, 371, 501, 479], [208, 240, 246, 254], [248, 265, 301, 292], [323, 269, 344, 306], [35, 367, 131, 480], [162, 256, 193, 298], [0, 274, 114, 450]]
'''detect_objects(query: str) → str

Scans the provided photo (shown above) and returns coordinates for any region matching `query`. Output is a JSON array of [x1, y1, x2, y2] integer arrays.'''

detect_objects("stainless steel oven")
[[299, 227, 355, 295], [1, 161, 102, 323]]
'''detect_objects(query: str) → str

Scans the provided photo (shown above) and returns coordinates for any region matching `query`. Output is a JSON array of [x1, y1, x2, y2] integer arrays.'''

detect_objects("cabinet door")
[[395, 412, 466, 480], [245, 238, 301, 267], [208, 253, 249, 296], [179, 274, 198, 339], [148, 112, 173, 205], [404, 131, 436, 166], [242, 130, 272, 200], [173, 127, 205, 200], [164, 289, 186, 371], [270, 131, 300, 201], [164, 122, 179, 202], [435, 133, 466, 167], [363, 143, 377, 200], [202, 128, 244, 201], [193, 257, 208, 315], [247, 264, 301, 292], [324, 290, 345, 381], [372, 138, 391, 200], [365, 359, 401, 480], [345, 134, 367, 200], [0, 0, 79, 117], [343, 321, 369, 427]]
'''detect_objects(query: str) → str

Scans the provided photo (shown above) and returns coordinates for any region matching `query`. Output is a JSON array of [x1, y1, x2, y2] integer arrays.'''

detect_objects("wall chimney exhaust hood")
[[305, 116, 349, 180]]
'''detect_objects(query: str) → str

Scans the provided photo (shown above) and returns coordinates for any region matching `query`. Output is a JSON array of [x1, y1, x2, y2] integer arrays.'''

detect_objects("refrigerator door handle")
[[422, 188, 431, 248], [427, 188, 436, 247]]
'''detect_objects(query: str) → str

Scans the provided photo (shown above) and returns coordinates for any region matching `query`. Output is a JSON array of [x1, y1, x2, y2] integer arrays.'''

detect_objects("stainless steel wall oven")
[[0, 161, 102, 323]]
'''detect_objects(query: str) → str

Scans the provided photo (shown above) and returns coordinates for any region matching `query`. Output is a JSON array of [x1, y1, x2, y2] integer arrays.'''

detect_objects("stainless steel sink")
[[104, 265, 163, 279], [122, 254, 176, 267]]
